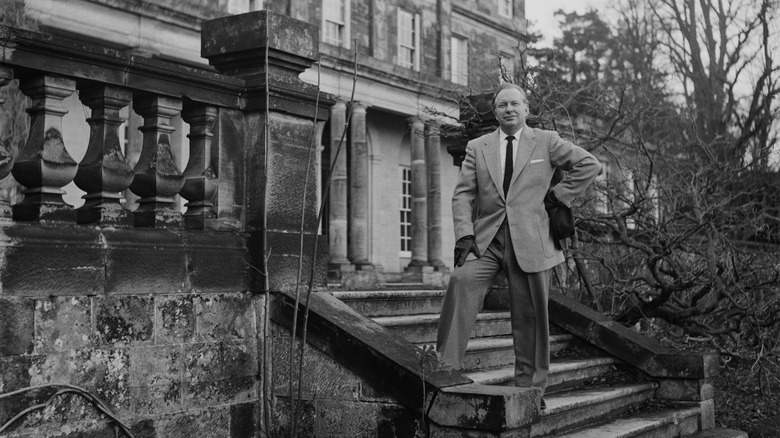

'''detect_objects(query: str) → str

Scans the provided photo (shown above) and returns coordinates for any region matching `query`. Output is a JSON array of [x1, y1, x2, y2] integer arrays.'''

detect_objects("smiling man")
[[436, 83, 600, 409]]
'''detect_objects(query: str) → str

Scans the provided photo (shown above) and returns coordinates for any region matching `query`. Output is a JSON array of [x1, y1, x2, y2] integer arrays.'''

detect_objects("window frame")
[[322, 0, 351, 49], [399, 166, 412, 257], [498, 0, 513, 19], [451, 35, 469, 85], [397, 8, 421, 71]]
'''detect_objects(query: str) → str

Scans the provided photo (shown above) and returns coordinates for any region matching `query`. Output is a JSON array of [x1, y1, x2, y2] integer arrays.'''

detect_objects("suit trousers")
[[436, 220, 551, 393]]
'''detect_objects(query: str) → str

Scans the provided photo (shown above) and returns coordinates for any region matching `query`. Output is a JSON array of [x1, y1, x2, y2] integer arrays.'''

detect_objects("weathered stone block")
[[196, 294, 256, 342], [103, 228, 187, 295], [264, 231, 328, 293], [130, 418, 157, 438], [95, 295, 154, 346], [156, 407, 231, 438], [272, 332, 362, 399], [183, 340, 257, 406], [656, 378, 714, 401], [318, 399, 377, 438], [0, 297, 34, 355], [28, 352, 69, 386], [186, 232, 249, 292], [377, 404, 422, 438], [0, 355, 41, 393], [156, 295, 196, 344], [429, 384, 539, 432], [699, 398, 716, 430], [34, 296, 92, 353], [270, 397, 316, 438], [69, 347, 131, 412], [129, 345, 183, 414], [0, 225, 104, 296], [230, 402, 258, 438]]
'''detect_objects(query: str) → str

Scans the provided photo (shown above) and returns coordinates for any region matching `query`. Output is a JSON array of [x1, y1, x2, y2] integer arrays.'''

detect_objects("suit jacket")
[[452, 127, 601, 273]]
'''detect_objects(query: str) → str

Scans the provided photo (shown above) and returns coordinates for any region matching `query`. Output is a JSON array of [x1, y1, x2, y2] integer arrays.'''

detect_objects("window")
[[400, 167, 412, 256], [323, 0, 350, 48], [499, 54, 514, 83], [498, 0, 513, 19], [397, 9, 421, 71], [451, 36, 468, 85], [227, 0, 263, 14]]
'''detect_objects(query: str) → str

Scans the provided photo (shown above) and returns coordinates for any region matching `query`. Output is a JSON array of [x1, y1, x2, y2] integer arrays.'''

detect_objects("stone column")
[[12, 74, 79, 222], [129, 94, 185, 228], [73, 84, 134, 226], [328, 100, 350, 268], [407, 117, 428, 268], [425, 121, 445, 269], [0, 66, 16, 219], [202, 11, 335, 293], [180, 103, 219, 230], [348, 102, 371, 267]]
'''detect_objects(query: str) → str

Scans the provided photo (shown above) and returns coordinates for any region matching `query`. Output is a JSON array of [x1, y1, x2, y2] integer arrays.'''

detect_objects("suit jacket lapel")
[[510, 128, 537, 189], [481, 130, 504, 199]]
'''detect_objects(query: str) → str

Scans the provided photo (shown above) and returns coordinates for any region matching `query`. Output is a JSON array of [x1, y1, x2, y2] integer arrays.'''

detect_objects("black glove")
[[544, 190, 563, 211], [454, 235, 480, 267]]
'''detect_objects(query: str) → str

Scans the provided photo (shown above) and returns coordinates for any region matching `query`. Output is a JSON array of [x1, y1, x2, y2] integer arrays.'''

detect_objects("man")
[[436, 83, 600, 408]]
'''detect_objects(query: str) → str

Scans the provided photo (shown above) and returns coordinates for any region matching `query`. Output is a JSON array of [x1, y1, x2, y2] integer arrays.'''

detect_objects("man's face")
[[493, 88, 528, 134]]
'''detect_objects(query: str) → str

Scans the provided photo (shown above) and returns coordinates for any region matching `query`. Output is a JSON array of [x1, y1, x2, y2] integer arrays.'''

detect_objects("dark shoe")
[[540, 398, 546, 410]]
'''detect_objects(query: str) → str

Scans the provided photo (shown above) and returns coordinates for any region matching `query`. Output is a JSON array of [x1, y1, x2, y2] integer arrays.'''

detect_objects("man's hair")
[[491, 83, 529, 109]]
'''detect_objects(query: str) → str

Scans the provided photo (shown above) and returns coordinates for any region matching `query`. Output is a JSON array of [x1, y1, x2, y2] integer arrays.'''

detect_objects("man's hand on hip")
[[454, 235, 480, 267]]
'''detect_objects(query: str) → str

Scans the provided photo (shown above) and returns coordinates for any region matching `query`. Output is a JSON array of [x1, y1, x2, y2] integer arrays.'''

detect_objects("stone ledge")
[[429, 384, 539, 432], [0, 223, 249, 296], [549, 292, 719, 380]]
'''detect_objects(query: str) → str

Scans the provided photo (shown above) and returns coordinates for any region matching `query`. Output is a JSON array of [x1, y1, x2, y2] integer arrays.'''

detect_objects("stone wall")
[[0, 226, 257, 437]]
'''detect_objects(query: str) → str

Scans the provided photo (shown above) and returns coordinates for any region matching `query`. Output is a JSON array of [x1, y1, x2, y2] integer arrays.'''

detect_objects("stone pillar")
[[12, 74, 78, 222], [129, 94, 185, 228], [180, 103, 218, 230], [407, 117, 428, 268], [73, 84, 134, 226], [0, 66, 16, 219], [425, 121, 445, 269], [328, 100, 350, 269], [202, 11, 335, 293], [348, 102, 371, 267]]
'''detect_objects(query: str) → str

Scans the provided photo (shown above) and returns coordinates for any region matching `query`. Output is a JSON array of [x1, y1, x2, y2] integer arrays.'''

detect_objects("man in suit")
[[436, 83, 600, 408]]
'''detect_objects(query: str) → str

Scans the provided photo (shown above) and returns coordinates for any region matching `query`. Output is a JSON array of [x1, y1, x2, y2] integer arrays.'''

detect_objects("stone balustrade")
[[0, 25, 250, 231]]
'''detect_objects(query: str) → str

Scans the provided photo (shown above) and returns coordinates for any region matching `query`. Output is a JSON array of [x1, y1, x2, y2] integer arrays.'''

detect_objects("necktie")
[[503, 136, 514, 196]]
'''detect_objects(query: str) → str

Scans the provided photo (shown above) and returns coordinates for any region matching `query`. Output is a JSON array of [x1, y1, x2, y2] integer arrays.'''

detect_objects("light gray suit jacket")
[[452, 127, 601, 273]]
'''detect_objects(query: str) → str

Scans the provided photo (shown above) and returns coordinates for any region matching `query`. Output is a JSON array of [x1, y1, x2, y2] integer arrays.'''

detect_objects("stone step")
[[533, 382, 658, 436], [332, 289, 446, 317], [465, 357, 618, 392], [687, 429, 748, 438], [459, 334, 575, 371], [373, 311, 511, 343], [552, 405, 702, 438]]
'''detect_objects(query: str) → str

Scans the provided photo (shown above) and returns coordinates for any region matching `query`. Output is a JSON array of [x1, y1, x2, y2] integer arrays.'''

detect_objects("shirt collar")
[[500, 127, 523, 144]]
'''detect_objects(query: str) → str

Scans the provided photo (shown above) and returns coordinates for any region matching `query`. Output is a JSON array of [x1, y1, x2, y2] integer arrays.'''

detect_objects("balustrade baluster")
[[129, 94, 184, 228], [74, 84, 134, 226], [180, 104, 218, 230], [0, 66, 16, 219], [11, 74, 78, 222]]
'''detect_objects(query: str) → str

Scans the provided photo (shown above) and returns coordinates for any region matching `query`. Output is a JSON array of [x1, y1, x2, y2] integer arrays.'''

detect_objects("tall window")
[[498, 0, 513, 18], [397, 9, 421, 71], [227, 0, 263, 14], [400, 167, 412, 256], [499, 54, 514, 82], [451, 36, 468, 85], [323, 0, 350, 48]]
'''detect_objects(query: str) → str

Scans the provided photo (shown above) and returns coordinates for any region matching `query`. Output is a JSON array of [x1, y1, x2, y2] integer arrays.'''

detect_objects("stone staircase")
[[331, 285, 747, 438]]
